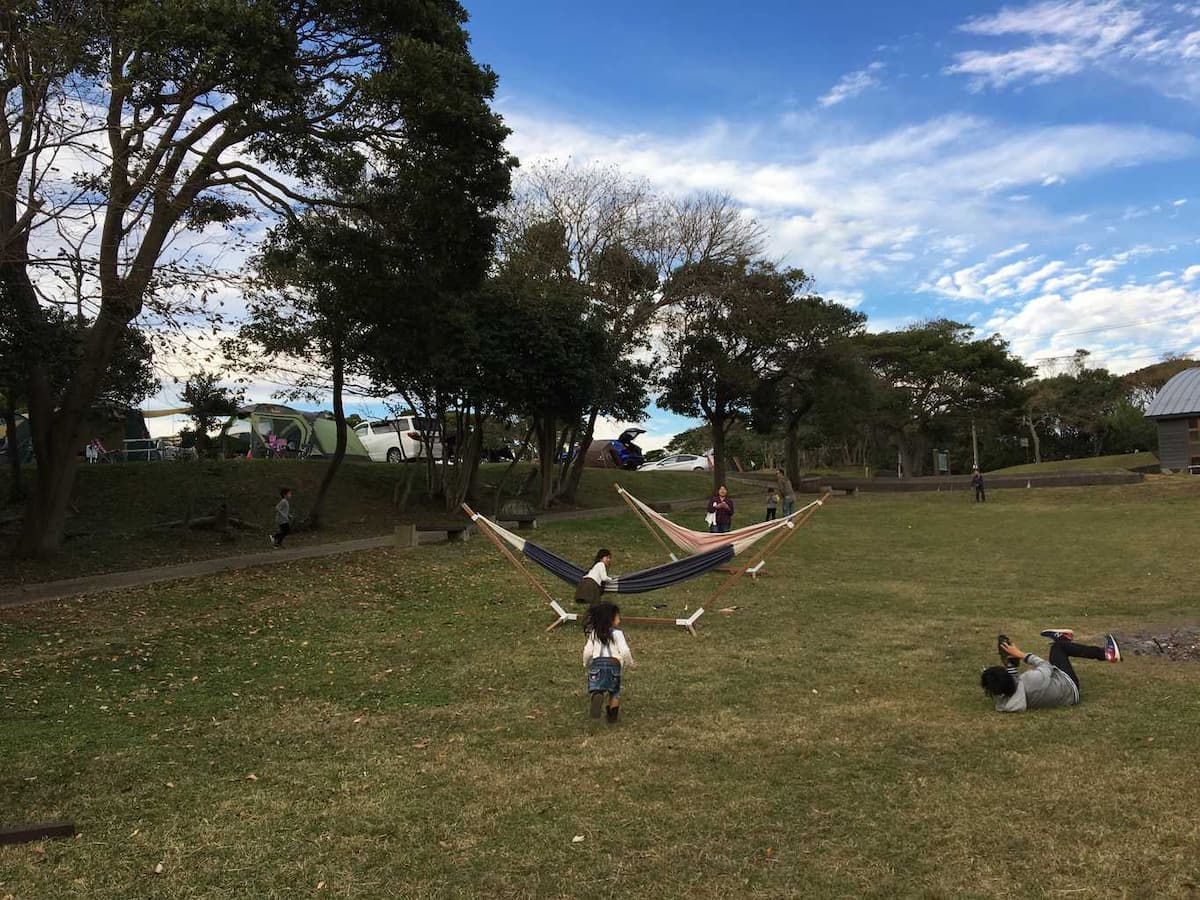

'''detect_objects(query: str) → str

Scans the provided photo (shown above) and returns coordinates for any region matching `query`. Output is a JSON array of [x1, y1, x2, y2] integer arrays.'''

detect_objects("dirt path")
[[0, 498, 707, 609]]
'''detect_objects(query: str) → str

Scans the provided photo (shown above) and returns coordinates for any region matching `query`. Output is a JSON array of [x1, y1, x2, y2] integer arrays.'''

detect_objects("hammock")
[[470, 511, 734, 593], [616, 485, 824, 557]]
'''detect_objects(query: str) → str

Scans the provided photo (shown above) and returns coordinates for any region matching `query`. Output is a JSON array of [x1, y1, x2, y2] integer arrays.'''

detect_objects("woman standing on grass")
[[583, 601, 635, 723]]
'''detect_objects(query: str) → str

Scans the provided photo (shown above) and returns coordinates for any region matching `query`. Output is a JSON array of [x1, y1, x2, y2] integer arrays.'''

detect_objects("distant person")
[[776, 470, 796, 516], [765, 487, 779, 521], [706, 485, 735, 533], [583, 601, 636, 722], [270, 487, 292, 548], [971, 467, 986, 503], [84, 440, 97, 464], [980, 630, 1121, 713], [574, 548, 611, 605]]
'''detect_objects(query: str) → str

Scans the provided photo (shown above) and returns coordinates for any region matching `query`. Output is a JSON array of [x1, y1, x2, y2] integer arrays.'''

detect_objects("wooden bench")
[[819, 484, 858, 496]]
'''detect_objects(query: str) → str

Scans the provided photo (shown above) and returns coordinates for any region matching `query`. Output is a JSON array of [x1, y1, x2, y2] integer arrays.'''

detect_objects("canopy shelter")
[[220, 404, 370, 460], [464, 500, 824, 634], [615, 485, 826, 576]]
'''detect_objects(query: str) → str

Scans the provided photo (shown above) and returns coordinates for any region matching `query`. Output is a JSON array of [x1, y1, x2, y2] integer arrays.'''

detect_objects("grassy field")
[[1, 461, 714, 584], [2, 478, 1200, 898], [990, 450, 1159, 475]]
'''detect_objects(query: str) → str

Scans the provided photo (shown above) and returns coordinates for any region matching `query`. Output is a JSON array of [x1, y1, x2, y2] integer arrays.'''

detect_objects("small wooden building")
[[1144, 368, 1200, 472]]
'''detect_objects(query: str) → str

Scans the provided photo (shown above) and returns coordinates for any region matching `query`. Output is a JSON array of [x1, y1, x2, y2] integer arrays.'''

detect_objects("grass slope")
[[1, 461, 713, 584], [2, 479, 1199, 897], [990, 450, 1159, 475]]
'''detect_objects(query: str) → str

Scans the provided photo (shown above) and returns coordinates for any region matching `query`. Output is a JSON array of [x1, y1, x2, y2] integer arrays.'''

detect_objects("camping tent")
[[221, 404, 370, 460]]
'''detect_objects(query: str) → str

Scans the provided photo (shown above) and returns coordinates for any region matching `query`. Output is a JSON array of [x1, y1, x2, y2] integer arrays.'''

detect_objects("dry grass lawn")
[[3, 477, 1200, 898]]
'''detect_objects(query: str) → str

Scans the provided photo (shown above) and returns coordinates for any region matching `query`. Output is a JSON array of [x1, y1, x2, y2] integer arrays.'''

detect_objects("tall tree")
[[864, 321, 1031, 476], [658, 259, 806, 489], [1, 0, 506, 554]]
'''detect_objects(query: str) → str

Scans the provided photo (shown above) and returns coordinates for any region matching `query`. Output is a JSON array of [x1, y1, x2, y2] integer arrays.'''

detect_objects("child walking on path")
[[971, 467, 986, 502], [765, 488, 779, 521], [583, 602, 635, 723], [270, 487, 292, 548], [981, 629, 1121, 712], [574, 548, 611, 605]]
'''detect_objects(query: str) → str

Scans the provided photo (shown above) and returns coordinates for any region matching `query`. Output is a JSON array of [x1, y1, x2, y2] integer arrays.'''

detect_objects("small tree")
[[180, 372, 242, 459]]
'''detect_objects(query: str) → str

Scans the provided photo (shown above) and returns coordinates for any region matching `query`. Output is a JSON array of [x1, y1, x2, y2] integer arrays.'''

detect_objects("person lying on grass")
[[583, 601, 636, 723], [981, 630, 1122, 713], [574, 548, 612, 605]]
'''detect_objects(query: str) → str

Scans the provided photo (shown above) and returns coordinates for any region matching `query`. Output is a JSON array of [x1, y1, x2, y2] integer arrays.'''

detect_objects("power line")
[[1052, 312, 1198, 338]]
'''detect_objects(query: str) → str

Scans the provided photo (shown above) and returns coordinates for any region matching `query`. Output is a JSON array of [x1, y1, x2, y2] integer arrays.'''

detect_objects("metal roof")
[[1145, 368, 1200, 418]]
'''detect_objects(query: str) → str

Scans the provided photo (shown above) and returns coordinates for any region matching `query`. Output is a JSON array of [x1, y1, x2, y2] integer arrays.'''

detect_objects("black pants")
[[1048, 639, 1106, 687], [765, 508, 777, 521], [975, 486, 986, 502], [274, 522, 291, 547]]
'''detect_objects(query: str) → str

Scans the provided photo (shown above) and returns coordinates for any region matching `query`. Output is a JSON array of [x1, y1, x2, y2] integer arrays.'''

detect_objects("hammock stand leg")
[[547, 600, 702, 635], [462, 503, 559, 609], [615, 484, 678, 562], [701, 494, 830, 609]]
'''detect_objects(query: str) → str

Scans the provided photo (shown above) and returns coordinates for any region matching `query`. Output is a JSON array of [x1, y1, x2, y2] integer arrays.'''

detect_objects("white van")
[[354, 417, 444, 463]]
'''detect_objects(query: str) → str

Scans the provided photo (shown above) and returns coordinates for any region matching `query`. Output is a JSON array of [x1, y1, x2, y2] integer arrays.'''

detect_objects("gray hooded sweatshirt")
[[994, 652, 1080, 712]]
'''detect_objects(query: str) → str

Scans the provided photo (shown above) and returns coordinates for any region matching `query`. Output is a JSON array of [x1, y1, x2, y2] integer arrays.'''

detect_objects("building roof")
[[1145, 368, 1200, 419]]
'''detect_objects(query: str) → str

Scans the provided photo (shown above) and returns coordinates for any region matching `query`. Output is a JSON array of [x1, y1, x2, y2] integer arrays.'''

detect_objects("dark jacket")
[[706, 495, 735, 527]]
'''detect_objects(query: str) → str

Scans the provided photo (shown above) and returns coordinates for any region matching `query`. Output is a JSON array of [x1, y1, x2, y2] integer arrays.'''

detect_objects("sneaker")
[[589, 693, 604, 719], [1105, 633, 1121, 663], [1040, 629, 1075, 641], [606, 704, 619, 724]]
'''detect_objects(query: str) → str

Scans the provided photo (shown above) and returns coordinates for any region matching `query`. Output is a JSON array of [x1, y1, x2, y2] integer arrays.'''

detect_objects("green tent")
[[221, 404, 370, 460]]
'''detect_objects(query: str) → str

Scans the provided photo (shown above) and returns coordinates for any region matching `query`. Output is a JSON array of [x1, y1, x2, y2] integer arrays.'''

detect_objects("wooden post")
[[461, 504, 557, 605], [615, 484, 678, 561], [393, 523, 418, 548]]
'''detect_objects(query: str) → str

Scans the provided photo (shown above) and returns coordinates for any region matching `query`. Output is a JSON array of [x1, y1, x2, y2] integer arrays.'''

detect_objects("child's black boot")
[[589, 693, 604, 719], [606, 704, 619, 724]]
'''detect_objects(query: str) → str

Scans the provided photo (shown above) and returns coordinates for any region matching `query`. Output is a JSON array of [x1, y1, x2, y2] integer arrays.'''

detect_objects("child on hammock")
[[573, 548, 611, 605], [583, 601, 635, 723]]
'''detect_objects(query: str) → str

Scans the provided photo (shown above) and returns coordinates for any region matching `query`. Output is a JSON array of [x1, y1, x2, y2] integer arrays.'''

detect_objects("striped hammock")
[[616, 486, 822, 556], [467, 512, 734, 594]]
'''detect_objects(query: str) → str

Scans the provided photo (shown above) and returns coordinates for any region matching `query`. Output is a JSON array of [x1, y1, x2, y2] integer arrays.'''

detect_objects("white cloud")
[[1184, 264, 1200, 281], [502, 106, 1197, 288], [818, 62, 885, 107], [947, 0, 1200, 102]]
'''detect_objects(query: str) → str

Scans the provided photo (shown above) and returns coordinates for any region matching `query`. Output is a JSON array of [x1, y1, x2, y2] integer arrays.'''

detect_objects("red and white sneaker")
[[1039, 629, 1075, 641], [1105, 633, 1122, 662]]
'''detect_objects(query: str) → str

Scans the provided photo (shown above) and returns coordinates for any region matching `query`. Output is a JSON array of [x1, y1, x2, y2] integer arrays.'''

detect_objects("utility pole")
[[971, 419, 979, 470]]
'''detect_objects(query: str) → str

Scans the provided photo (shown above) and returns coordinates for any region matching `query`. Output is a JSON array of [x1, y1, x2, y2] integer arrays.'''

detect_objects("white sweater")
[[582, 628, 635, 667], [583, 561, 608, 585]]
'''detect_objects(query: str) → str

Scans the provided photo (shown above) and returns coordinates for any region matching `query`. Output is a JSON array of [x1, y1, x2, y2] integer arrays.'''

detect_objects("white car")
[[639, 453, 711, 472], [354, 417, 444, 463]]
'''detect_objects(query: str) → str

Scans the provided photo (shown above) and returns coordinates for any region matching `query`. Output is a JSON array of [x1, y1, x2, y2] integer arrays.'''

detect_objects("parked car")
[[354, 417, 444, 463], [639, 453, 711, 472]]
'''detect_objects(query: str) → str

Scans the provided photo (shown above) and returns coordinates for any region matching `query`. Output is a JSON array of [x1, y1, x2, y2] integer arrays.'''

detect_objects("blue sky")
[[453, 0, 1200, 447], [151, 1, 1200, 448]]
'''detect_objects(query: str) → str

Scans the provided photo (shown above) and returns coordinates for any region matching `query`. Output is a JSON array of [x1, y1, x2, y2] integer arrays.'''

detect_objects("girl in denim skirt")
[[583, 602, 636, 722]]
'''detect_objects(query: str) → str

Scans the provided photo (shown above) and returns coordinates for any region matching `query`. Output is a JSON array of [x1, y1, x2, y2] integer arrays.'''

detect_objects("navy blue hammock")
[[468, 510, 734, 593]]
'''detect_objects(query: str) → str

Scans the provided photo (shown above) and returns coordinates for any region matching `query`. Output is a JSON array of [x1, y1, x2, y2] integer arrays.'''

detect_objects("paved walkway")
[[1, 497, 708, 609]]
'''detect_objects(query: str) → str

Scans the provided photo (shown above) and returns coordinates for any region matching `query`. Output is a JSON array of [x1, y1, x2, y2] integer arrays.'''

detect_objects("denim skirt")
[[587, 657, 622, 697]]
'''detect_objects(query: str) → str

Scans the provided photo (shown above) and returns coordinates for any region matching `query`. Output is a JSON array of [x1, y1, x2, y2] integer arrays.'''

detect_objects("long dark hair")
[[594, 548, 611, 564], [980, 666, 1017, 697], [585, 601, 620, 646]]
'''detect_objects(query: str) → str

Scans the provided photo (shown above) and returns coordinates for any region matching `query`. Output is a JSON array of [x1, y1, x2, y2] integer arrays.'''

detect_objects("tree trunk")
[[449, 407, 486, 511], [559, 406, 599, 504], [710, 413, 729, 492], [3, 400, 22, 503], [1025, 416, 1042, 464], [783, 419, 802, 489], [491, 424, 534, 515], [534, 417, 558, 509], [17, 275, 134, 555], [307, 343, 347, 530]]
